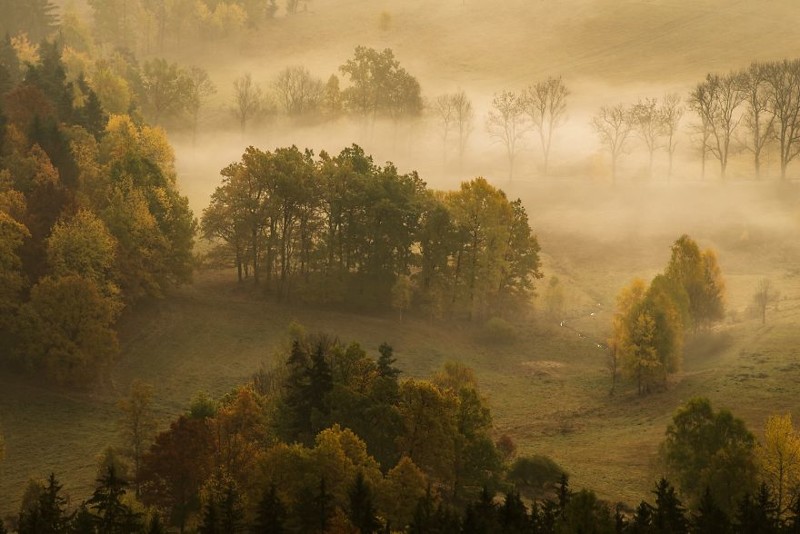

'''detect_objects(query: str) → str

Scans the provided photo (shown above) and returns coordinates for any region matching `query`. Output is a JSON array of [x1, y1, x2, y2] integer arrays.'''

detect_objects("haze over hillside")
[[2, 0, 800, 528]]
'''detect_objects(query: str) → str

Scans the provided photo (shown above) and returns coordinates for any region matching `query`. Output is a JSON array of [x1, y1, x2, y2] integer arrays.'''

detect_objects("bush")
[[479, 317, 516, 344], [508, 455, 566, 498]]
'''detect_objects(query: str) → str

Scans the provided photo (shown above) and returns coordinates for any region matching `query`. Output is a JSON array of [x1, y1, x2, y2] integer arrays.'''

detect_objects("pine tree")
[[348, 471, 380, 534], [498, 491, 529, 533], [70, 505, 95, 534], [19, 473, 72, 534], [693, 487, 730, 534], [651, 478, 688, 533], [735, 484, 779, 534], [252, 484, 286, 534], [87, 464, 143, 533], [377, 342, 401, 380], [556, 473, 571, 517]]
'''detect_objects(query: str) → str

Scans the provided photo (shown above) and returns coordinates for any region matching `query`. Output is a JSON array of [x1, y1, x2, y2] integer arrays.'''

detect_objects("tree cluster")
[[0, 39, 195, 384], [201, 144, 542, 320], [591, 94, 684, 183], [485, 77, 569, 180], [609, 235, 725, 395]]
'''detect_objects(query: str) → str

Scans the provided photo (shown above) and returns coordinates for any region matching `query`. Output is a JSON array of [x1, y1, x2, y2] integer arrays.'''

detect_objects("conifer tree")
[[252, 484, 286, 534]]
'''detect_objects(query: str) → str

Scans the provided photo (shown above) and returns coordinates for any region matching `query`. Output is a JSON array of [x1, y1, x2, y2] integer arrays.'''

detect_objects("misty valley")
[[1, 0, 800, 533]]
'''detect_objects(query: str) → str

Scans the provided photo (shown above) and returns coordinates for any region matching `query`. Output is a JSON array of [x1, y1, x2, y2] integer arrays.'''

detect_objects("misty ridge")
[[2, 0, 800, 533]]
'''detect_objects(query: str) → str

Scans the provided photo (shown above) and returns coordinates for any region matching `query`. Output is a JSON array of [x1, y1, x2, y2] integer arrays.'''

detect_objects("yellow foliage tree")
[[757, 413, 800, 517]]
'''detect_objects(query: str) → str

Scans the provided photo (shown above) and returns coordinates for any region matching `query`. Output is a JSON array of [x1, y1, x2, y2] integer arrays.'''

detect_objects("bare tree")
[[763, 59, 800, 180], [232, 73, 263, 133], [432, 94, 455, 165], [753, 278, 780, 325], [629, 97, 663, 180], [740, 63, 775, 179], [486, 90, 528, 181], [660, 93, 684, 180], [591, 104, 633, 184], [273, 65, 324, 116], [186, 66, 216, 145], [452, 90, 474, 168], [523, 76, 568, 175], [688, 72, 745, 181], [607, 340, 619, 396]]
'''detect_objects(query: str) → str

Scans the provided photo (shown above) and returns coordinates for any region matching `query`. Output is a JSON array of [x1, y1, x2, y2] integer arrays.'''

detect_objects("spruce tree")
[[348, 471, 380, 534], [252, 484, 286, 534], [693, 487, 730, 534], [652, 478, 688, 533], [87, 464, 143, 533]]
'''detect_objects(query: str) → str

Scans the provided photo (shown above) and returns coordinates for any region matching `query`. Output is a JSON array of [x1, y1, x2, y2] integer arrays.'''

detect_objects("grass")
[[3, 182, 800, 518]]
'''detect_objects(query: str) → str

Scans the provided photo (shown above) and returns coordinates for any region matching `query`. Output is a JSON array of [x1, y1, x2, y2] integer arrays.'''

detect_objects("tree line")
[[201, 145, 542, 320], [608, 235, 725, 395], [6, 327, 800, 533], [0, 38, 195, 384]]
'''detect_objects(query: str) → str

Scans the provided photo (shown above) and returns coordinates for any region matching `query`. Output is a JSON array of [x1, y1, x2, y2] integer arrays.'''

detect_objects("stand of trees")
[[201, 145, 542, 320], [8, 340, 800, 533], [0, 39, 195, 384], [609, 235, 725, 394]]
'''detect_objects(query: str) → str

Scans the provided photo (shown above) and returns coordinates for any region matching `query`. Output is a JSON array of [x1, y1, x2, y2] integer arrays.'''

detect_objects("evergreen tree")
[[693, 487, 730, 534], [735, 483, 779, 534], [70, 505, 95, 534], [348, 471, 381, 534], [651, 478, 688, 533], [146, 514, 165, 534], [556, 473, 571, 517], [19, 473, 72, 534], [630, 501, 653, 533], [198, 499, 220, 534], [252, 484, 286, 534], [86, 464, 142, 533], [377, 342, 401, 380], [498, 491, 529, 533]]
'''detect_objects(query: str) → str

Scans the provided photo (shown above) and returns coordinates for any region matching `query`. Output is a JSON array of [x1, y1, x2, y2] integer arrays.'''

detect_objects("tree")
[[630, 97, 663, 180], [118, 380, 156, 497], [693, 487, 731, 534], [20, 274, 118, 384], [138, 415, 216, 532], [273, 66, 324, 116], [763, 59, 800, 180], [232, 73, 263, 134], [86, 464, 143, 533], [252, 485, 286, 534], [391, 274, 413, 321], [664, 235, 725, 330], [348, 471, 381, 534], [486, 90, 528, 180], [339, 46, 421, 128], [740, 63, 774, 179], [688, 72, 745, 181], [591, 104, 633, 184], [752, 278, 780, 325], [186, 66, 216, 145], [0, 0, 58, 42], [452, 90, 474, 168], [523, 76, 568, 175], [756, 413, 800, 518], [651, 478, 688, 533], [661, 397, 757, 514], [432, 94, 455, 165], [140, 59, 191, 126], [378, 457, 427, 530], [18, 473, 71, 534], [660, 92, 684, 180]]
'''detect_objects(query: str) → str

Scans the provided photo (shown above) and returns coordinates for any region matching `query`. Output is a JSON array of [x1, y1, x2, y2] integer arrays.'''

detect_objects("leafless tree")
[[432, 94, 455, 165], [273, 65, 324, 116], [523, 76, 568, 175], [486, 90, 528, 181], [659, 93, 684, 180], [763, 59, 800, 180], [630, 97, 663, 180], [232, 73, 263, 133], [688, 72, 745, 181], [753, 278, 780, 325], [452, 90, 474, 168], [591, 104, 633, 184], [739, 63, 775, 179]]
